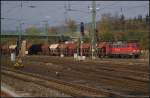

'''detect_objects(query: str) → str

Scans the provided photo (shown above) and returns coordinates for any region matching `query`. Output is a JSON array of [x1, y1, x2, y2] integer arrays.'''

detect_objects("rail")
[[2, 66, 149, 97], [1, 67, 108, 97]]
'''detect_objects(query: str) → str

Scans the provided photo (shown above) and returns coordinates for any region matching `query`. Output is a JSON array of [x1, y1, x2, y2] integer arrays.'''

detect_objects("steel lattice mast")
[[91, 0, 96, 59]]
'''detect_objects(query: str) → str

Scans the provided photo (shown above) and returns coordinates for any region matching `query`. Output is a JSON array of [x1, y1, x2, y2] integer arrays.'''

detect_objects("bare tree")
[[25, 26, 39, 35], [48, 26, 57, 35], [65, 19, 77, 35], [97, 13, 112, 34]]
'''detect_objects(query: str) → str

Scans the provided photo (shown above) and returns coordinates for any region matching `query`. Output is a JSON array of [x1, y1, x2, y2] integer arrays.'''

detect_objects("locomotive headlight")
[[133, 50, 136, 52]]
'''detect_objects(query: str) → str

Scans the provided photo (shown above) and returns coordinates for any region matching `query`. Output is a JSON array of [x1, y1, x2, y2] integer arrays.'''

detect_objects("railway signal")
[[80, 22, 84, 36], [80, 22, 84, 60], [95, 29, 99, 42]]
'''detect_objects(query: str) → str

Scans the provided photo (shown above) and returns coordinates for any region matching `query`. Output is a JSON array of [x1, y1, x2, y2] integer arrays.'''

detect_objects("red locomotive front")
[[109, 42, 141, 58]]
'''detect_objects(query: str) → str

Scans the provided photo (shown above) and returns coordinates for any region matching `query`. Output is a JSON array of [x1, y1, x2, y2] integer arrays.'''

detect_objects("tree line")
[[95, 13, 149, 49], [25, 13, 149, 49]]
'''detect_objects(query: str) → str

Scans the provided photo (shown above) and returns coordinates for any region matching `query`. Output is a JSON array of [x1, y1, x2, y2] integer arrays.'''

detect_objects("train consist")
[[1, 41, 141, 58]]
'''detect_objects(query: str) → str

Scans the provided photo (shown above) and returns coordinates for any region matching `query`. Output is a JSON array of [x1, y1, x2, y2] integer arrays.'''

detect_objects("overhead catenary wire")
[[1, 1, 29, 4], [2, 1, 148, 16], [62, 3, 149, 15], [2, 4, 148, 20], [5, 5, 20, 13], [2, 1, 29, 13]]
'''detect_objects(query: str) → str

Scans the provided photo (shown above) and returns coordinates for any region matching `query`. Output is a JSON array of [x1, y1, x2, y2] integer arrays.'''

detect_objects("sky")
[[1, 1, 149, 32]]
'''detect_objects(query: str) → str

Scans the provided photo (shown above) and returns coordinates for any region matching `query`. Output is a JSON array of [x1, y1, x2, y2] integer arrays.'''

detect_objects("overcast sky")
[[1, 1, 149, 31]]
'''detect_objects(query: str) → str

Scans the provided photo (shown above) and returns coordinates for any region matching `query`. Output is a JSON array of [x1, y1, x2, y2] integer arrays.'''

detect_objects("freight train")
[[1, 41, 141, 58], [52, 41, 140, 58]]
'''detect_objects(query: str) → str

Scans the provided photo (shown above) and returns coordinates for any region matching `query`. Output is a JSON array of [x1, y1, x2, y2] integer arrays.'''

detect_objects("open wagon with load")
[[49, 44, 59, 56]]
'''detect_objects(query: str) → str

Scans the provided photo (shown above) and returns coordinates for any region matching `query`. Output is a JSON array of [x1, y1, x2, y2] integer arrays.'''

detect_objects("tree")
[[97, 13, 117, 42], [112, 12, 120, 31], [114, 32, 127, 41], [145, 14, 149, 25], [138, 14, 142, 22], [101, 32, 114, 42], [48, 26, 58, 35], [97, 13, 112, 33], [139, 32, 149, 50], [120, 14, 125, 31], [65, 19, 77, 35], [25, 26, 39, 35], [82, 35, 91, 42], [25, 26, 45, 43]]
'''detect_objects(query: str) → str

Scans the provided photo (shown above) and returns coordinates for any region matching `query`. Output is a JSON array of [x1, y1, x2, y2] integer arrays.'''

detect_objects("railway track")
[[18, 60, 149, 84], [23, 59, 149, 81], [1, 67, 111, 97], [24, 56, 149, 70], [1, 91, 13, 97], [25, 55, 149, 65], [1, 62, 149, 96], [1, 56, 149, 97], [2, 67, 148, 97]]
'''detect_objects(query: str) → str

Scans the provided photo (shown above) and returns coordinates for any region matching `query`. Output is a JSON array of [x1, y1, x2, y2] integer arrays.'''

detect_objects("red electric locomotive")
[[106, 42, 141, 58]]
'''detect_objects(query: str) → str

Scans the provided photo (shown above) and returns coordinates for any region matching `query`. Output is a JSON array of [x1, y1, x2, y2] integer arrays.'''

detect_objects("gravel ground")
[[1, 74, 71, 97]]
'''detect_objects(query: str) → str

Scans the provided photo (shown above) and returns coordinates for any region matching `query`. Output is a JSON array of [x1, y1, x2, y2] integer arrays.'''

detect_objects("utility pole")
[[60, 3, 67, 57], [44, 20, 49, 43], [16, 26, 19, 40], [19, 22, 22, 48], [80, 36, 83, 58], [14, 0, 24, 68], [91, 0, 96, 59], [16, 25, 19, 55], [64, 2, 68, 23], [19, 0, 23, 51]]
